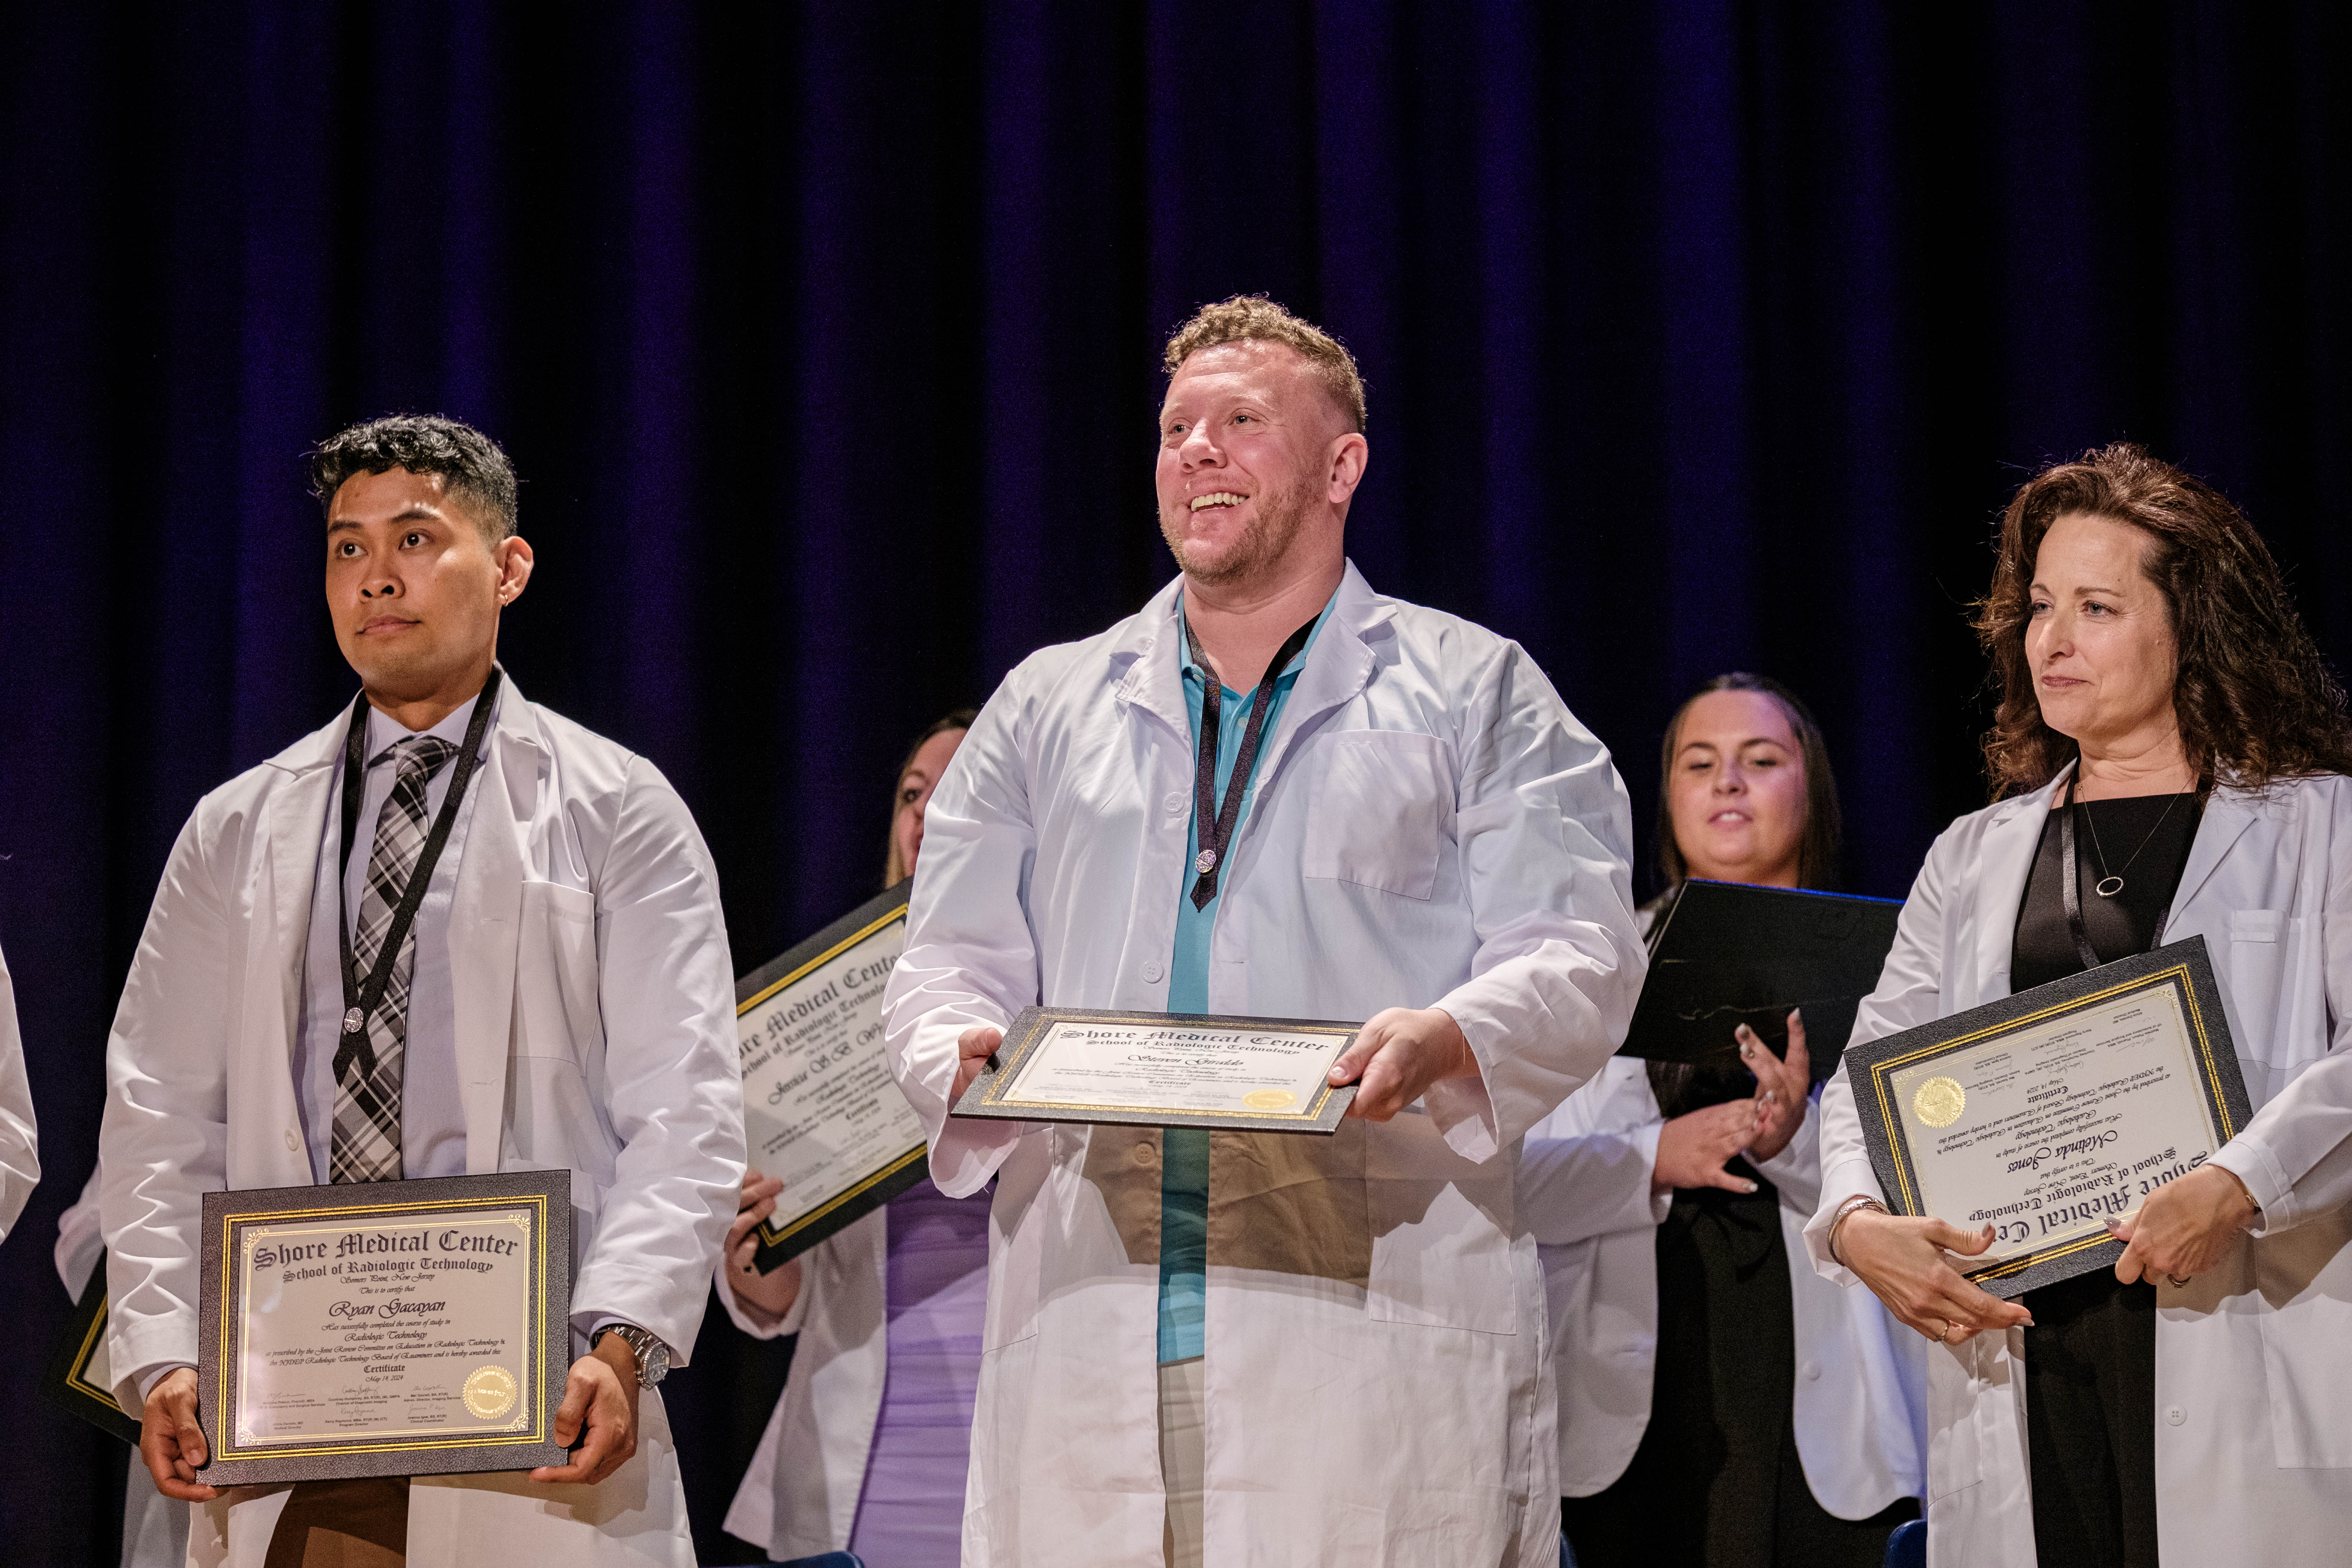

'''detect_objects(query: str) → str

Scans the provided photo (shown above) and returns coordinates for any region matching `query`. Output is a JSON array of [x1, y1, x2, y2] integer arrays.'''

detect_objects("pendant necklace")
[[2076, 782, 2183, 899]]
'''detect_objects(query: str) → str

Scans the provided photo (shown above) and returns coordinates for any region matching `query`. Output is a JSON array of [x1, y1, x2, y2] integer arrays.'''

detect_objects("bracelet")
[[1827, 1195, 1889, 1267]]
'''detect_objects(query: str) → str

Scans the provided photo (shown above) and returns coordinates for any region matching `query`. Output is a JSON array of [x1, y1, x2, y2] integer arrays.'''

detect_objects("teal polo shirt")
[[1158, 592, 1335, 1365]]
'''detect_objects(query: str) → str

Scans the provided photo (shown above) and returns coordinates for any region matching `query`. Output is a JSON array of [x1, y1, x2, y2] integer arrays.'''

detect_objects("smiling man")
[[97, 415, 743, 1567], [882, 296, 1648, 1566]]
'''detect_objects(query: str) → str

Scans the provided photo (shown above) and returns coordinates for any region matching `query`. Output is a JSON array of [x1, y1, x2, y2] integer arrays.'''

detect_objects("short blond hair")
[[1162, 294, 1367, 432]]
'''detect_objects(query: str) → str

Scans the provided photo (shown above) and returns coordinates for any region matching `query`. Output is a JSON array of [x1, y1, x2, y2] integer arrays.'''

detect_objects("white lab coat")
[[714, 1189, 991, 1559], [712, 1209, 893, 1557], [58, 1167, 191, 1568], [1810, 764, 2352, 1566], [1521, 1057, 1928, 1514], [0, 942, 39, 1241], [96, 676, 745, 1568], [883, 563, 1648, 1568]]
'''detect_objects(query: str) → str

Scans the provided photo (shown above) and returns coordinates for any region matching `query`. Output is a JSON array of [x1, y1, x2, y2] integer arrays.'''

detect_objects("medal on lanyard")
[[1184, 615, 1317, 909], [332, 667, 503, 1081]]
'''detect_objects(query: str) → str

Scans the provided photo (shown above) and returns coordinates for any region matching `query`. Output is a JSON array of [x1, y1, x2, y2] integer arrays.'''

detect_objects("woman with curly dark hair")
[[1806, 444, 2352, 1566]]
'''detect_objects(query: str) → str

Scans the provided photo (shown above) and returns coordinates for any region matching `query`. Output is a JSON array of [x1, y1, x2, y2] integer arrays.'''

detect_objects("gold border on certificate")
[[1845, 936, 2252, 1298], [197, 1170, 572, 1485], [39, 1254, 140, 1446], [952, 1007, 1361, 1133], [214, 1196, 549, 1461], [733, 881, 933, 1268]]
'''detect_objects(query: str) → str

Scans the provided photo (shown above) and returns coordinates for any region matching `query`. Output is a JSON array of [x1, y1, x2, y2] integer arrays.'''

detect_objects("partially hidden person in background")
[[880, 294, 1648, 1567], [1527, 675, 1927, 1568], [0, 941, 37, 1243], [719, 709, 988, 1568], [57, 1166, 188, 1568], [1813, 443, 2352, 1565], [98, 415, 744, 1566]]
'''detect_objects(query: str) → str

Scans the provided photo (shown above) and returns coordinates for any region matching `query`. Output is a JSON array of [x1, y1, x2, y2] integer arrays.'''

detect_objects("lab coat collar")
[[1971, 758, 2264, 998], [1111, 560, 1393, 745], [1973, 766, 2067, 999]]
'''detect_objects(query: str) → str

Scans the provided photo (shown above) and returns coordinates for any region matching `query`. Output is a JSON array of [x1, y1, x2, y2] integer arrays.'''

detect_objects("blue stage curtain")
[[1, 5, 2345, 1561]]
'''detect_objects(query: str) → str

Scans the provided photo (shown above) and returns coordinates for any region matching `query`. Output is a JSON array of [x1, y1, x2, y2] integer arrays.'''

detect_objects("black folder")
[[1616, 880, 1903, 1082]]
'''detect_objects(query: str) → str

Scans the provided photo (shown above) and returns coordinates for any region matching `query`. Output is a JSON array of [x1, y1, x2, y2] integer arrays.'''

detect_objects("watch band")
[[594, 1323, 671, 1388]]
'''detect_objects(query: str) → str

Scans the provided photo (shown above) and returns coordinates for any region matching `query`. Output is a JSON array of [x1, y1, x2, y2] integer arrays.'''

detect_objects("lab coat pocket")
[[1363, 1120, 1516, 1333], [513, 880, 603, 1064], [1300, 731, 1453, 900], [2255, 1209, 2352, 1468]]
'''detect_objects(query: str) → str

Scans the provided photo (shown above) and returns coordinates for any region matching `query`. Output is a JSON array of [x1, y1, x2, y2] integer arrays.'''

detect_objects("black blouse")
[[2011, 789, 2202, 992]]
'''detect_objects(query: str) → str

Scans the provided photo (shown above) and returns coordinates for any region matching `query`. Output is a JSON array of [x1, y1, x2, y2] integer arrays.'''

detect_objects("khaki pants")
[[265, 1477, 409, 1568], [1159, 1356, 1205, 1568]]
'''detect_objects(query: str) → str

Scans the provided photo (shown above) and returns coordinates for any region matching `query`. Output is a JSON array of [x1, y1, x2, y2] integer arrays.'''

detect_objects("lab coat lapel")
[[1246, 560, 1386, 795], [1111, 576, 1190, 744], [240, 713, 346, 1188], [2165, 784, 2258, 929], [1971, 769, 2066, 1004], [451, 676, 536, 1176]]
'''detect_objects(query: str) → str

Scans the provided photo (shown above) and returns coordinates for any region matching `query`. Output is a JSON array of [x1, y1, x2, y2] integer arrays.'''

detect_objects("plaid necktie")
[[329, 735, 458, 1184]]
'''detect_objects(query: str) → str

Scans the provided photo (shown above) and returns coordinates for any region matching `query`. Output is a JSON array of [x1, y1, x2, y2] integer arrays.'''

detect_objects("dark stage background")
[[3, 4, 2346, 1561]]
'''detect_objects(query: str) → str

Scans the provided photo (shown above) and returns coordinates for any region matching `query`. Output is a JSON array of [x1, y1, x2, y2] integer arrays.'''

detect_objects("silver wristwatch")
[[594, 1322, 671, 1387]]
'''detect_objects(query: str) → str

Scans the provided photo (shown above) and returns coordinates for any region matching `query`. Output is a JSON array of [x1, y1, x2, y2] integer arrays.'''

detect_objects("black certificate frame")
[[735, 880, 928, 1272], [1618, 880, 1904, 1081], [1845, 936, 2254, 1299], [39, 1251, 141, 1446], [951, 1006, 1361, 1133], [197, 1170, 573, 1486]]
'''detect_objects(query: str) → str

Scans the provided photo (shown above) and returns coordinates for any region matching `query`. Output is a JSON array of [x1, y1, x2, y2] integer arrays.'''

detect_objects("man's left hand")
[[529, 1334, 641, 1485], [1329, 1006, 1479, 1121], [2110, 1164, 2259, 1285]]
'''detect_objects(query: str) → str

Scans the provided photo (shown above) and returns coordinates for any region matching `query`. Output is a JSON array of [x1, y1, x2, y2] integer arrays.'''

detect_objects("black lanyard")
[[2056, 773, 2170, 973], [1184, 614, 1317, 910], [332, 667, 503, 1082]]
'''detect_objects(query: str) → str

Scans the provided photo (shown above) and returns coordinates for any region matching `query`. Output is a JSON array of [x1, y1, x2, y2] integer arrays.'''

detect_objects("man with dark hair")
[[884, 297, 1646, 1566], [100, 415, 743, 1566], [308, 413, 521, 543]]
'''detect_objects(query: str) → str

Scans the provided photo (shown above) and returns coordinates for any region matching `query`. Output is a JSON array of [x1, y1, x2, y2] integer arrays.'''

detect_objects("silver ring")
[[2167, 1273, 2191, 1288]]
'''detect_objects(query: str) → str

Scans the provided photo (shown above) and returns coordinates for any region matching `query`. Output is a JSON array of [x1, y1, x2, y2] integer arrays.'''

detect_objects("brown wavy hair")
[[1974, 443, 2352, 796], [1655, 672, 1844, 893]]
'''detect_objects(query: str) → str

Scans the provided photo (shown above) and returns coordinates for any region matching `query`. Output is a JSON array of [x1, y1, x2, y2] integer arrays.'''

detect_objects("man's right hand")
[[141, 1366, 219, 1502], [953, 1026, 1003, 1103], [1837, 1208, 2034, 1344], [1652, 1100, 1762, 1194]]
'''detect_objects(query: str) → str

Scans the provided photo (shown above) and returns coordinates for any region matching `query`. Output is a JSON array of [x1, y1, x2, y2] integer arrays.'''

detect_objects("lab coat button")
[[1163, 792, 1185, 813], [1142, 960, 1165, 983], [2167, 1405, 2185, 1426], [285, 1128, 301, 1153], [1132, 1143, 1158, 1167], [1802, 1362, 1821, 1382]]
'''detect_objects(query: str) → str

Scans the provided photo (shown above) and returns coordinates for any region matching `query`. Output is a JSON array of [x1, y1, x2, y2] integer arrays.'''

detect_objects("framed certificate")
[[40, 1252, 141, 1446], [1846, 936, 2254, 1298], [951, 1007, 1361, 1133], [736, 882, 929, 1271], [196, 1170, 572, 1485]]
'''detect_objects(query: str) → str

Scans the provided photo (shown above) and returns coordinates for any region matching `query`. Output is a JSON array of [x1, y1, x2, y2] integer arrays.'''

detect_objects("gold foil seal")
[[1913, 1076, 1966, 1129], [462, 1364, 518, 1419], [1243, 1089, 1299, 1111]]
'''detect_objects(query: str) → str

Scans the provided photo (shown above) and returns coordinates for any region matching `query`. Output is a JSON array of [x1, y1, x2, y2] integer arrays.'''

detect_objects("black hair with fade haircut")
[[308, 414, 520, 543]]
